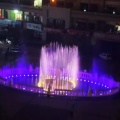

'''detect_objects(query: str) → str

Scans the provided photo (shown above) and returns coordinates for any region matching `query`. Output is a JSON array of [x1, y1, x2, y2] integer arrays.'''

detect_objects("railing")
[[0, 75, 119, 97], [93, 32, 120, 42], [0, 68, 118, 85], [0, 67, 119, 97], [80, 72, 93, 79]]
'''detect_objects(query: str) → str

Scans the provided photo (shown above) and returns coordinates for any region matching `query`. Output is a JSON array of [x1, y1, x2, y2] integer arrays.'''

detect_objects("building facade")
[[50, 0, 120, 14], [0, 0, 120, 33], [0, 0, 120, 14]]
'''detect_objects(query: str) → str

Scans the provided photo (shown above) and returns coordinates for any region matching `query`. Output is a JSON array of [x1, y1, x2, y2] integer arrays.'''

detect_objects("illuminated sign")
[[34, 0, 42, 7], [26, 23, 41, 31]]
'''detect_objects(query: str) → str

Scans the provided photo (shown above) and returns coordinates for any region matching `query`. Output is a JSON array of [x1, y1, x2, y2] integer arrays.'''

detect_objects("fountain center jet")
[[38, 43, 79, 91]]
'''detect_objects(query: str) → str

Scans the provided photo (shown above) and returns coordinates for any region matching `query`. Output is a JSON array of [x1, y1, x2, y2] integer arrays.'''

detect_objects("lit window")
[[34, 0, 42, 7]]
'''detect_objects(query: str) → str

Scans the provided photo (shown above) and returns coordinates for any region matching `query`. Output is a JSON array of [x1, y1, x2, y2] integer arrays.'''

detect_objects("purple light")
[[0, 43, 118, 97], [23, 87, 26, 90], [0, 73, 117, 97]]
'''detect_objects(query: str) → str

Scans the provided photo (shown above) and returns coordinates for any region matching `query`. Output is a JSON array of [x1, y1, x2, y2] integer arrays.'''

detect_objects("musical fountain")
[[0, 43, 118, 97], [38, 43, 79, 91]]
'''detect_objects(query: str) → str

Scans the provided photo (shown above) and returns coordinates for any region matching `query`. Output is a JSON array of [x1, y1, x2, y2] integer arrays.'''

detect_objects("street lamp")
[[52, 0, 55, 2], [14, 10, 19, 13]]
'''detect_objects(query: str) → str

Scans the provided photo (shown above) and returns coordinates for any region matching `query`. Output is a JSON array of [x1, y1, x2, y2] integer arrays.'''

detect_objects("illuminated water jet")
[[0, 43, 119, 97], [38, 43, 79, 91]]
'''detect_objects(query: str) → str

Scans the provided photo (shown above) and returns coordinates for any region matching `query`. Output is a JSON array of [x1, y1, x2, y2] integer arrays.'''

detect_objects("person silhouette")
[[47, 83, 51, 98], [88, 86, 93, 96]]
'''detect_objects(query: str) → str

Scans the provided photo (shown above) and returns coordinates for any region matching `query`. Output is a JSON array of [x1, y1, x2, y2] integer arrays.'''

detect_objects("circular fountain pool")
[[0, 67, 118, 97], [0, 43, 119, 97]]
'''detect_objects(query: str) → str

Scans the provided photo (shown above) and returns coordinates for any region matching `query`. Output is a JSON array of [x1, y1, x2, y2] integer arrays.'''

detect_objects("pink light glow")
[[39, 43, 79, 90]]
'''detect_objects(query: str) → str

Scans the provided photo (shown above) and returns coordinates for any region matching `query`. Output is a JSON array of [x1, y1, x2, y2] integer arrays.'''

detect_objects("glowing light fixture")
[[113, 11, 115, 14], [14, 10, 18, 13]]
